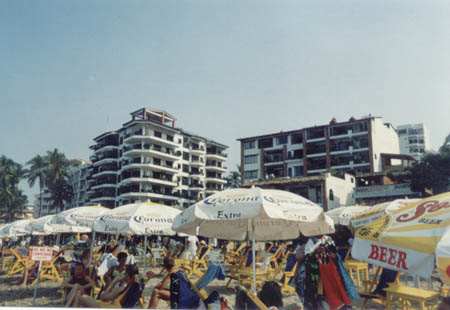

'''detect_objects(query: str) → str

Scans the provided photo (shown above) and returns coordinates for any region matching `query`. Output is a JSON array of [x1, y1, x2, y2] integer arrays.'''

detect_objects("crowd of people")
[[3, 227, 445, 309]]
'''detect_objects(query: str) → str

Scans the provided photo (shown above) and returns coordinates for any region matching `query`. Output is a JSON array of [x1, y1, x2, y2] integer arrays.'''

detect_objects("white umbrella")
[[49, 205, 109, 233], [0, 219, 33, 238], [326, 205, 370, 226], [172, 187, 334, 291], [93, 202, 181, 236]]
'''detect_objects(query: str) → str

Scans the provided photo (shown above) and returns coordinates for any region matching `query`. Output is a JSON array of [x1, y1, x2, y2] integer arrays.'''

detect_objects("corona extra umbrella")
[[49, 205, 109, 232], [172, 187, 334, 292], [93, 202, 181, 235], [326, 205, 370, 226], [351, 192, 450, 282], [350, 199, 420, 229], [0, 219, 33, 238]]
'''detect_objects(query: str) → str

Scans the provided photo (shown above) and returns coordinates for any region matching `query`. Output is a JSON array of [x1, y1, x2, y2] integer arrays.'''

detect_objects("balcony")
[[123, 147, 180, 161], [119, 176, 177, 187], [205, 177, 227, 184], [95, 145, 119, 154], [93, 157, 119, 167], [264, 153, 284, 164], [123, 134, 179, 148], [121, 161, 178, 174], [190, 159, 204, 167], [355, 183, 419, 199], [91, 183, 117, 190], [118, 192, 179, 201], [190, 146, 205, 155], [91, 170, 118, 178], [205, 164, 227, 172], [206, 152, 227, 160], [90, 196, 116, 202]]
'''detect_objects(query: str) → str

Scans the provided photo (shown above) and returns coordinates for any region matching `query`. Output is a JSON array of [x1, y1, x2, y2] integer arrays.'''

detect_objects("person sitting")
[[73, 264, 142, 308], [147, 256, 177, 308], [103, 251, 128, 288], [64, 262, 96, 307]]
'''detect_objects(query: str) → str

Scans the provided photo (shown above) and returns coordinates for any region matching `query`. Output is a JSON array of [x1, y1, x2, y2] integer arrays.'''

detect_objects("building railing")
[[354, 183, 418, 199]]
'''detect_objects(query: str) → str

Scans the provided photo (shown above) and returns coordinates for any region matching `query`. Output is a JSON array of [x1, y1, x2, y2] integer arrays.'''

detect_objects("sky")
[[1, 0, 450, 201]]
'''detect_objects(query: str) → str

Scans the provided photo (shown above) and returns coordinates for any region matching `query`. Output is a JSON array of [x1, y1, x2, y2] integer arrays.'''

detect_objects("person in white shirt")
[[185, 235, 198, 260]]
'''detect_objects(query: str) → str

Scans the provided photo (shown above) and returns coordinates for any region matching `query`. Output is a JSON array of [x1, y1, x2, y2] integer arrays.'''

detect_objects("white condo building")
[[88, 108, 228, 209], [396, 123, 430, 161]]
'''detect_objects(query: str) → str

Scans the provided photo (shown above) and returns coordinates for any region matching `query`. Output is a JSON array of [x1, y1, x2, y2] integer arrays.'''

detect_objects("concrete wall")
[[325, 173, 356, 210], [371, 119, 400, 172]]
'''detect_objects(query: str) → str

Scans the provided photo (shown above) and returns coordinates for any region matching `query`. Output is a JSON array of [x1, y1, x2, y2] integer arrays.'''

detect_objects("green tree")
[[225, 165, 242, 189], [0, 155, 28, 222], [409, 137, 450, 195], [45, 149, 74, 212], [25, 155, 48, 217]]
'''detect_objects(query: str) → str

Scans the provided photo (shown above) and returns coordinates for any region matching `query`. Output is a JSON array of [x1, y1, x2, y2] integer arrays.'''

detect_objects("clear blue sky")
[[1, 0, 450, 201]]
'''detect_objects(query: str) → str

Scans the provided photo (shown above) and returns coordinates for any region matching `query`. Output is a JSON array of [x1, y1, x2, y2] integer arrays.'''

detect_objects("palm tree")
[[25, 155, 48, 217], [225, 165, 242, 189], [0, 155, 28, 222], [46, 149, 73, 212]]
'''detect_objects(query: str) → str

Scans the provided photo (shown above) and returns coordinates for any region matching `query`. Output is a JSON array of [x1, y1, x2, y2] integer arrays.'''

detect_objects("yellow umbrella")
[[351, 192, 450, 281], [350, 199, 420, 229]]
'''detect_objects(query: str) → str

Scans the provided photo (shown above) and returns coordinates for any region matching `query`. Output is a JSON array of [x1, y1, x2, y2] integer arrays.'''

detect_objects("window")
[[167, 135, 174, 141], [154, 131, 162, 138], [329, 189, 334, 201], [293, 166, 303, 177], [275, 135, 287, 145], [243, 140, 256, 150], [291, 133, 303, 144], [258, 138, 273, 148], [397, 129, 407, 135], [244, 155, 258, 164], [244, 170, 258, 180]]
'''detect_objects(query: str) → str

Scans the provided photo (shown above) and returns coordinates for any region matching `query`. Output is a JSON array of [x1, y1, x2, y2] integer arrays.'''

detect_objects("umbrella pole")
[[251, 224, 257, 293], [143, 235, 148, 272], [88, 231, 96, 266]]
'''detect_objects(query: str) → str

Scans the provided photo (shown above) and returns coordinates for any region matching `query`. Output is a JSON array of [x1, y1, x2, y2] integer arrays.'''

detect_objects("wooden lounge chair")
[[32, 252, 63, 285], [239, 285, 269, 310], [7, 248, 34, 276], [281, 261, 297, 295]]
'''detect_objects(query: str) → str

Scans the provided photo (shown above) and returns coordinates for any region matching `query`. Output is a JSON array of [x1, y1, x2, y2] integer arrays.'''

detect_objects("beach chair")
[[31, 250, 64, 285], [7, 248, 34, 276], [281, 260, 297, 295], [1, 248, 15, 272], [360, 267, 400, 309], [238, 285, 269, 310]]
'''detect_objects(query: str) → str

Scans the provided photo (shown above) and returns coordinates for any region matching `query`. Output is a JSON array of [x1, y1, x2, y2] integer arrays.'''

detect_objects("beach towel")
[[336, 255, 360, 301]]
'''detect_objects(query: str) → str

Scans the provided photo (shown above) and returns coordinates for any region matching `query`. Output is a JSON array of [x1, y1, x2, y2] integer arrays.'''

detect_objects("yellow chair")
[[32, 253, 63, 285], [281, 262, 297, 295], [7, 248, 35, 276], [345, 259, 369, 291], [384, 284, 440, 310]]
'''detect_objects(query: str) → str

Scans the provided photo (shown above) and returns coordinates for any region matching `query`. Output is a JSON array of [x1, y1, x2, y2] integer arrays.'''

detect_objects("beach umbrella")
[[93, 202, 181, 235], [172, 187, 334, 292], [351, 192, 450, 282], [350, 199, 420, 229], [49, 205, 109, 232], [326, 205, 370, 226], [0, 219, 33, 238]]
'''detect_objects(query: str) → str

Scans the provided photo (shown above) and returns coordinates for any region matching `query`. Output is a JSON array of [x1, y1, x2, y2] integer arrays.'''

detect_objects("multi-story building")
[[67, 160, 93, 208], [87, 108, 228, 209], [238, 116, 400, 185], [396, 123, 430, 161]]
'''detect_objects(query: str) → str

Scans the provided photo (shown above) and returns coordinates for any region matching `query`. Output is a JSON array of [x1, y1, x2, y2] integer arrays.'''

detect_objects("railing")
[[355, 183, 417, 199]]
